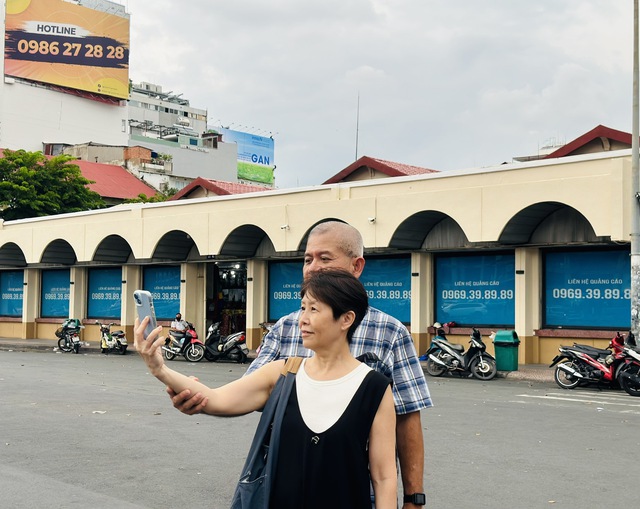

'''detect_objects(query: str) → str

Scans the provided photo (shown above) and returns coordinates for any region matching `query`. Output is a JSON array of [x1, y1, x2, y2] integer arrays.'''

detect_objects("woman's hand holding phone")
[[133, 290, 164, 376]]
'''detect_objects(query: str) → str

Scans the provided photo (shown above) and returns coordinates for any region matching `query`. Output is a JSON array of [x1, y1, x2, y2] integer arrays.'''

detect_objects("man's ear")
[[352, 257, 365, 278]]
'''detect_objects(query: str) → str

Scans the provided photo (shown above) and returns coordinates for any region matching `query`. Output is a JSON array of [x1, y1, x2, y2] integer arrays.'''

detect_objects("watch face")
[[405, 493, 426, 505]]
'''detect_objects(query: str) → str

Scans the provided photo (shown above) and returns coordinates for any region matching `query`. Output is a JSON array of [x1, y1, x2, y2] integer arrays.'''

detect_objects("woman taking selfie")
[[134, 269, 397, 509]]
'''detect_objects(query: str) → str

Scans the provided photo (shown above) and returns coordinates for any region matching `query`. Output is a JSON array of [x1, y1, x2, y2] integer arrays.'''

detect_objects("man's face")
[[303, 232, 357, 280]]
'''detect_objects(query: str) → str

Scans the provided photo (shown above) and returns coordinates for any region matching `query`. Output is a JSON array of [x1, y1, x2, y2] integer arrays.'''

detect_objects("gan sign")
[[4, 0, 130, 100], [219, 128, 275, 185]]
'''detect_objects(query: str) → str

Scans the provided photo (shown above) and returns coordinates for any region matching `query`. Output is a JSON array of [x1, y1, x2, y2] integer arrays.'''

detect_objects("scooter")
[[204, 321, 249, 363], [424, 327, 497, 380], [96, 321, 128, 355], [55, 318, 84, 354], [162, 322, 205, 362], [549, 332, 629, 390], [612, 332, 640, 396]]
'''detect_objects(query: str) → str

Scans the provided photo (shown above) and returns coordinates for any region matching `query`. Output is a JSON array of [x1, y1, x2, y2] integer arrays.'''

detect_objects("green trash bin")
[[492, 330, 520, 371]]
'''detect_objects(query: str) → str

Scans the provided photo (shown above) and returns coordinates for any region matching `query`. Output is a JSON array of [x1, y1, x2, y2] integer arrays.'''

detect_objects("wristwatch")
[[404, 493, 426, 505]]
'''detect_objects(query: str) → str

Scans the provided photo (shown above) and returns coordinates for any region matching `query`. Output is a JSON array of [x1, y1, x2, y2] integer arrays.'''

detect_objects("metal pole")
[[355, 92, 360, 161], [631, 0, 640, 337]]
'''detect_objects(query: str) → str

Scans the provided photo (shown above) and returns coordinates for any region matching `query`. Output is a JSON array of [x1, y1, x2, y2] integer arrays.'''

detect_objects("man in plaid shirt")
[[169, 221, 432, 507]]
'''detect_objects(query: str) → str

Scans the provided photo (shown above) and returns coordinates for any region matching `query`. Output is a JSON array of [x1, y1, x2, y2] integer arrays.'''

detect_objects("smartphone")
[[133, 290, 157, 339]]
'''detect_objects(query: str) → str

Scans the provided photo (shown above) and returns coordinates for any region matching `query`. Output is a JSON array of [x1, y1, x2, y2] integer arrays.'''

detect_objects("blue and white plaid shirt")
[[246, 306, 433, 414]]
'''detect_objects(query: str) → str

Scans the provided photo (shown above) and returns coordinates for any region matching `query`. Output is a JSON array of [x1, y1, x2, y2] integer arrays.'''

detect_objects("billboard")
[[87, 267, 122, 319], [219, 128, 275, 185], [4, 0, 130, 99], [544, 250, 630, 328], [142, 265, 180, 320], [435, 253, 515, 326], [268, 256, 411, 323]]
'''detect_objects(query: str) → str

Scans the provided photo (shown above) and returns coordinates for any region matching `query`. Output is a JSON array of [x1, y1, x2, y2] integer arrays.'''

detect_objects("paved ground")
[[0, 336, 555, 383]]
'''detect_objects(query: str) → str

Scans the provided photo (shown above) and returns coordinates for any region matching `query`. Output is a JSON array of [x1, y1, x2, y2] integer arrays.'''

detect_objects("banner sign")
[[142, 266, 180, 320], [219, 128, 275, 185], [41, 268, 70, 317], [544, 250, 630, 328], [435, 253, 515, 326], [4, 0, 130, 99], [0, 270, 24, 317], [87, 267, 121, 318], [361, 257, 411, 323], [268, 262, 301, 322], [268, 256, 411, 323]]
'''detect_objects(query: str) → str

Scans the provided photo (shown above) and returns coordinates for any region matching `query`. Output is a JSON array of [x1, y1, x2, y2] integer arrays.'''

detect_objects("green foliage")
[[123, 187, 177, 204], [0, 149, 105, 221]]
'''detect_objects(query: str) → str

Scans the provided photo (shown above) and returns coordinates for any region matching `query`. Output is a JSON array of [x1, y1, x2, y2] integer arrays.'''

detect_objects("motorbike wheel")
[[73, 343, 80, 354], [57, 338, 73, 353], [470, 356, 497, 380], [185, 344, 205, 362], [236, 350, 248, 364], [554, 361, 582, 389], [424, 350, 447, 377], [204, 349, 217, 362], [163, 349, 176, 361], [619, 364, 640, 397], [119, 345, 127, 355]]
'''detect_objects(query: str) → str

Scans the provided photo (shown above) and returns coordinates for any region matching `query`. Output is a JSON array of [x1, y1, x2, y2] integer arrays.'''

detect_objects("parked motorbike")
[[96, 321, 128, 355], [549, 332, 629, 390], [204, 321, 249, 363], [55, 318, 84, 354], [617, 332, 640, 396], [424, 326, 497, 380], [162, 322, 205, 362]]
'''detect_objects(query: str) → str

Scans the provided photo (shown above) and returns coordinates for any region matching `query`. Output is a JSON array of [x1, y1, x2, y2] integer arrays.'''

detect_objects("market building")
[[0, 139, 634, 365]]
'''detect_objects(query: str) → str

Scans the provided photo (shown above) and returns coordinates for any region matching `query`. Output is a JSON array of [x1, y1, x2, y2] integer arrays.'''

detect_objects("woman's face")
[[299, 292, 344, 350]]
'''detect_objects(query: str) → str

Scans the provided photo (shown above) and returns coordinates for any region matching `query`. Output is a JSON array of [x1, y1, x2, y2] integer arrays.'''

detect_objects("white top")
[[296, 358, 372, 434], [171, 319, 187, 331]]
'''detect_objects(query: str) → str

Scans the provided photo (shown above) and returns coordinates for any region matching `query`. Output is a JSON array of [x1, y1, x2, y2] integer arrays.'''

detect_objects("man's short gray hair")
[[309, 221, 364, 258]]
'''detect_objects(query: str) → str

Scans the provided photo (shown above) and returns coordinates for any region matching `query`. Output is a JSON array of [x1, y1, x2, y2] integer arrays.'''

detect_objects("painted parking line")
[[517, 392, 640, 409]]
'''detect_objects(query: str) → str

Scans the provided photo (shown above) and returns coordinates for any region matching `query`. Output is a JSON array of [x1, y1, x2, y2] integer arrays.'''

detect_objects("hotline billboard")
[[4, 0, 130, 99]]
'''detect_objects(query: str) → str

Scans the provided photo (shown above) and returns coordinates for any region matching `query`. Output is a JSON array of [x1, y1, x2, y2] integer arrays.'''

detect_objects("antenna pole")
[[355, 93, 360, 161]]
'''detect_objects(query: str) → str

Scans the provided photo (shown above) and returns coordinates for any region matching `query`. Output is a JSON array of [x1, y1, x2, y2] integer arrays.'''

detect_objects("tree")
[[124, 187, 178, 204], [0, 149, 105, 221]]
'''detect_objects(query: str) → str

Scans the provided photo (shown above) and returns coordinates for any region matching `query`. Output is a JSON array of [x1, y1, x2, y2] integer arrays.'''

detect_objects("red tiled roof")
[[170, 177, 271, 200], [544, 125, 632, 159], [323, 156, 438, 184], [73, 159, 158, 200]]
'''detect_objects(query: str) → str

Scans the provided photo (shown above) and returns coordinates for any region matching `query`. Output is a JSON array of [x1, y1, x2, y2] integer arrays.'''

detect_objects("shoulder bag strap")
[[281, 356, 303, 375]]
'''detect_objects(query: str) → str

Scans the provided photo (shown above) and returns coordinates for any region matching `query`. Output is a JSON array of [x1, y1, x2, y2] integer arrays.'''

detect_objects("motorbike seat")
[[569, 344, 611, 359], [112, 330, 125, 337], [438, 340, 464, 352]]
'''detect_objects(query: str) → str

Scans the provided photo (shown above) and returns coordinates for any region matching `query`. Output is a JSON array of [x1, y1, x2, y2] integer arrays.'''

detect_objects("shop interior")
[[206, 261, 247, 336]]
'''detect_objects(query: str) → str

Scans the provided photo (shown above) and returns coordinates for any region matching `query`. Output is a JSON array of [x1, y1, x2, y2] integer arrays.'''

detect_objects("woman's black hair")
[[300, 269, 369, 342]]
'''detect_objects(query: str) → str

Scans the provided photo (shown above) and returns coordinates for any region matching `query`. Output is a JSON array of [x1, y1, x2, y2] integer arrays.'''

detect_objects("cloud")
[[120, 0, 634, 187]]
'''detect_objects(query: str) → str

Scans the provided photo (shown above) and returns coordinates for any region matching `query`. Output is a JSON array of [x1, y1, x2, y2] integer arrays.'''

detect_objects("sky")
[[117, 0, 634, 189]]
